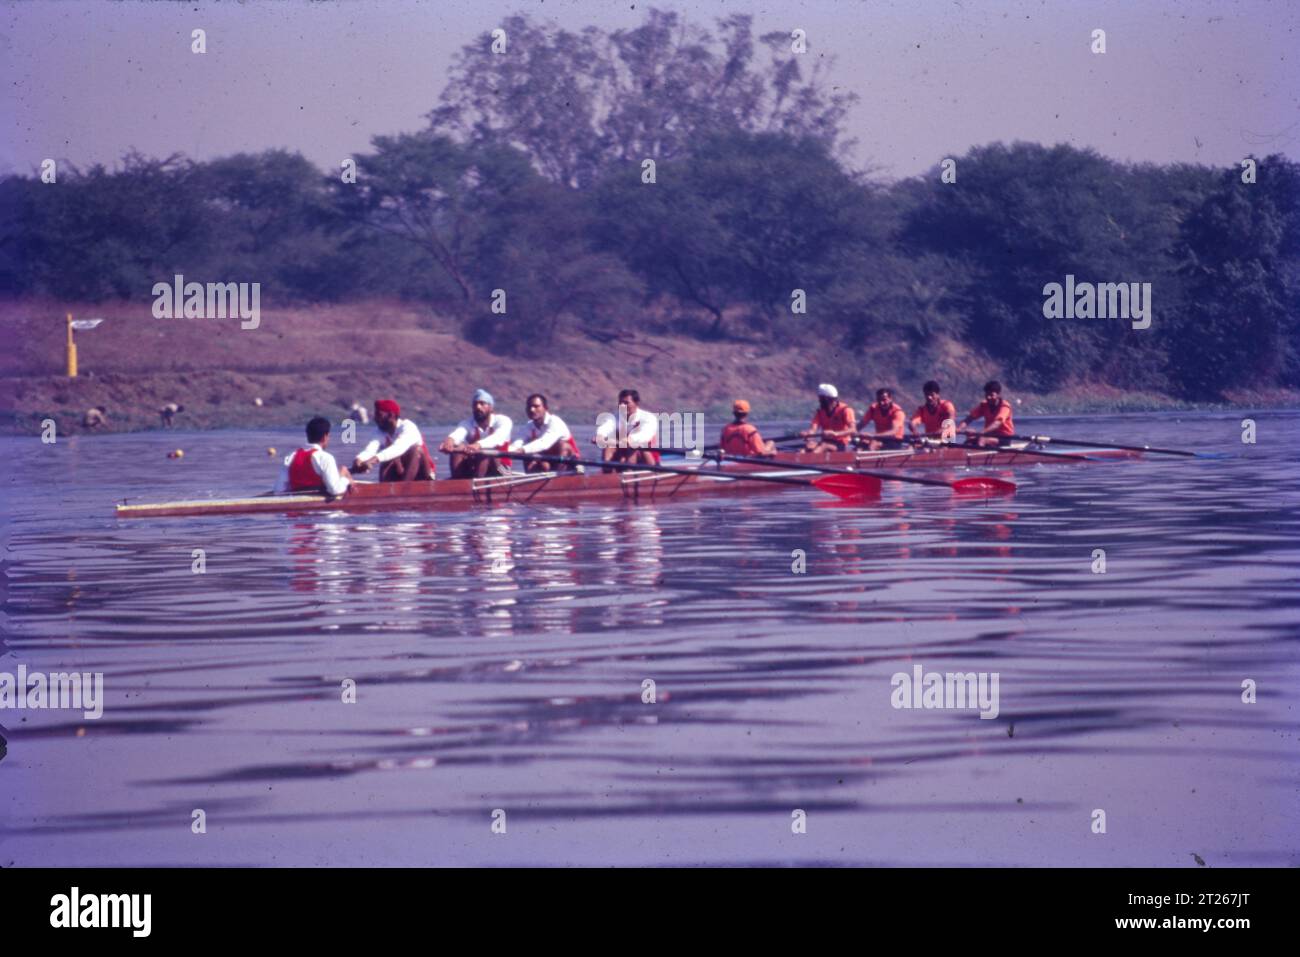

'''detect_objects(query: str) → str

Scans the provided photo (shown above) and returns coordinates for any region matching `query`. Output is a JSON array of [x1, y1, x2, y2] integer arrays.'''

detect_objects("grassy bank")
[[2, 300, 1294, 437]]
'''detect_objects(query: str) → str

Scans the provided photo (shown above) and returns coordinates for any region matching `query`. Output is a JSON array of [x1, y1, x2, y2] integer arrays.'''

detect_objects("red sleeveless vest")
[[288, 448, 323, 491]]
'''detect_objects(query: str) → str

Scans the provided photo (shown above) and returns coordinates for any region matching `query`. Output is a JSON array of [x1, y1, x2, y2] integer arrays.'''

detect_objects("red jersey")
[[864, 401, 906, 438], [288, 447, 323, 491], [811, 402, 856, 449], [967, 399, 1015, 436], [913, 399, 957, 435], [720, 422, 768, 456]]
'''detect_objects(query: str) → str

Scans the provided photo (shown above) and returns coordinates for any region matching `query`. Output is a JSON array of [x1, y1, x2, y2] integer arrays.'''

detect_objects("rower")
[[440, 389, 513, 478], [910, 380, 958, 442], [859, 387, 907, 451], [276, 416, 351, 497], [510, 393, 581, 473], [353, 398, 436, 482], [719, 399, 776, 457], [159, 402, 184, 428], [957, 380, 1016, 447], [593, 388, 659, 469], [801, 383, 856, 452]]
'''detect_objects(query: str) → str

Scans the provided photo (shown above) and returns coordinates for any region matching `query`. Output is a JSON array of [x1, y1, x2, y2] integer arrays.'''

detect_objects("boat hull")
[[770, 444, 1140, 469], [115, 465, 807, 518]]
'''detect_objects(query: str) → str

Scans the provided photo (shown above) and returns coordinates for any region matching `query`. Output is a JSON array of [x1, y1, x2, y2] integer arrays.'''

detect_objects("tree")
[[428, 8, 857, 188]]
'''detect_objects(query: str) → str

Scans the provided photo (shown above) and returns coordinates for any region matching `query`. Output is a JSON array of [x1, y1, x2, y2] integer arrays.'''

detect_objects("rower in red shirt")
[[958, 380, 1016, 447], [719, 399, 776, 457], [910, 380, 958, 441], [801, 383, 856, 452], [859, 387, 907, 451]]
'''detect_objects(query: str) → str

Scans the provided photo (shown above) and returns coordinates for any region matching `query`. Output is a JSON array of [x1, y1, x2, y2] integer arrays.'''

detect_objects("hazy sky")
[[2, 0, 1297, 180]]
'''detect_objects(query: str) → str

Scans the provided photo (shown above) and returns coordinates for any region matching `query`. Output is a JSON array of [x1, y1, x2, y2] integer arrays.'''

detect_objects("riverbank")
[[2, 300, 1294, 436]]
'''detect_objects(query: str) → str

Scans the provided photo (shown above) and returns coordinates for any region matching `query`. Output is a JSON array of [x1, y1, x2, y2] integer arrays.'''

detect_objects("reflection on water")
[[0, 412, 1298, 865]]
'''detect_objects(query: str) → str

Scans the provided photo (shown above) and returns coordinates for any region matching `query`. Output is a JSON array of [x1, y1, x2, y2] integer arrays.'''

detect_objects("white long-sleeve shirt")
[[275, 444, 350, 496], [595, 407, 658, 448], [510, 412, 572, 454], [358, 418, 425, 464], [447, 413, 512, 448]]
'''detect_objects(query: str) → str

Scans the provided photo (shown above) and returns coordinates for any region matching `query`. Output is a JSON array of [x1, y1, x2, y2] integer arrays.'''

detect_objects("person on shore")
[[801, 384, 856, 452], [82, 406, 108, 430], [276, 416, 351, 497], [160, 402, 184, 428], [859, 388, 907, 450], [957, 380, 1016, 447], [719, 400, 776, 457], [593, 388, 659, 469], [347, 400, 370, 426], [510, 393, 581, 473], [910, 380, 958, 442], [353, 399, 436, 482], [440, 389, 513, 478]]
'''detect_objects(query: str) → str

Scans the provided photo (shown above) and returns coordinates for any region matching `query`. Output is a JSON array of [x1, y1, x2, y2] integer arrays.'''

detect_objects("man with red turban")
[[352, 399, 436, 482]]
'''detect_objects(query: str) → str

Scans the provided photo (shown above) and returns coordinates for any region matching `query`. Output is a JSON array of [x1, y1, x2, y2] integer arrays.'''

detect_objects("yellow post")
[[66, 313, 78, 378]]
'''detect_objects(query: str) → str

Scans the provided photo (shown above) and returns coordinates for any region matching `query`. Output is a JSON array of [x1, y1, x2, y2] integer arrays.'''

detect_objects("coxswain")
[[858, 388, 907, 451], [353, 398, 436, 481], [82, 406, 108, 430], [801, 383, 856, 452], [440, 389, 513, 478], [160, 402, 184, 428], [509, 393, 581, 472], [593, 388, 659, 468], [957, 380, 1016, 447], [719, 400, 776, 457], [276, 416, 351, 497], [909, 380, 958, 442]]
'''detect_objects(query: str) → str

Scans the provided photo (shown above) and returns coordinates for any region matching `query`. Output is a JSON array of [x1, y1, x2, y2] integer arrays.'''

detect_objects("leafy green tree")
[[429, 8, 856, 188]]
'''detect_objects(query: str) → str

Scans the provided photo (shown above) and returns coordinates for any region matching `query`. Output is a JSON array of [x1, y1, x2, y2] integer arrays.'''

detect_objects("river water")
[[1, 411, 1297, 866]]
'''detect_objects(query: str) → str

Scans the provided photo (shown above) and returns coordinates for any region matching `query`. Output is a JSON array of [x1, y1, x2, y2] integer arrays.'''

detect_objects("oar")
[[712, 452, 1017, 495], [484, 450, 881, 499], [1008, 433, 1229, 459], [907, 436, 1096, 462]]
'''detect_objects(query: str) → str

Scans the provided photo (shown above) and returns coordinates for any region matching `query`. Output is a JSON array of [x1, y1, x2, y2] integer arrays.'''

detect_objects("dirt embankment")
[[0, 300, 1291, 436]]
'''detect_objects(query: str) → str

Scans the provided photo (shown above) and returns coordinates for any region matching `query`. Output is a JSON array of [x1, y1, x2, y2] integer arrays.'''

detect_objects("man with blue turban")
[[439, 388, 514, 478]]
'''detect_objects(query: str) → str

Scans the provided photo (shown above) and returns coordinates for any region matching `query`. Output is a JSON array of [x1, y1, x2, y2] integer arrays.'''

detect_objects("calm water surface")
[[1, 412, 1297, 866]]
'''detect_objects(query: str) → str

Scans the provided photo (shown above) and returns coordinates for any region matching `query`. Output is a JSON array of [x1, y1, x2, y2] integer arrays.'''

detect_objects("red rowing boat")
[[115, 462, 820, 518], [771, 444, 1141, 469]]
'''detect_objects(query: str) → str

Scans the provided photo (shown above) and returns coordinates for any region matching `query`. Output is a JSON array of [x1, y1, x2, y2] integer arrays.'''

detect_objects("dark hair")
[[618, 389, 640, 404], [983, 380, 1002, 394], [923, 380, 941, 395], [526, 393, 549, 409], [876, 387, 892, 400], [306, 416, 331, 443]]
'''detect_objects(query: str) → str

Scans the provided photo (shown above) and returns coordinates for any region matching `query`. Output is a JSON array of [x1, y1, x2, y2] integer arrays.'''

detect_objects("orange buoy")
[[167, 449, 184, 459], [267, 447, 277, 456]]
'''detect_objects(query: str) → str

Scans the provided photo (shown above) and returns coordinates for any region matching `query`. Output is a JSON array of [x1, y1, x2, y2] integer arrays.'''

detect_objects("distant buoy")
[[168, 449, 184, 459], [267, 447, 277, 456], [254, 397, 264, 407]]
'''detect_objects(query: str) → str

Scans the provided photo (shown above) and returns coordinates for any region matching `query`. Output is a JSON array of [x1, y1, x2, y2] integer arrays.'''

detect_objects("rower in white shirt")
[[509, 393, 582, 473], [351, 398, 436, 482], [593, 388, 659, 469], [439, 388, 513, 478], [276, 416, 352, 497]]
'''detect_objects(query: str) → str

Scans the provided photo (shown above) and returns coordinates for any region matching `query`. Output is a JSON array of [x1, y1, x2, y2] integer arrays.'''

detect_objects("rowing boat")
[[115, 442, 1138, 519], [115, 463, 821, 518], [770, 443, 1141, 469]]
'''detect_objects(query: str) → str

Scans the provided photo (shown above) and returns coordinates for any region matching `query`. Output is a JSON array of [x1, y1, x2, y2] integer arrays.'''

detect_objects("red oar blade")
[[950, 476, 1017, 495], [810, 473, 882, 499]]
